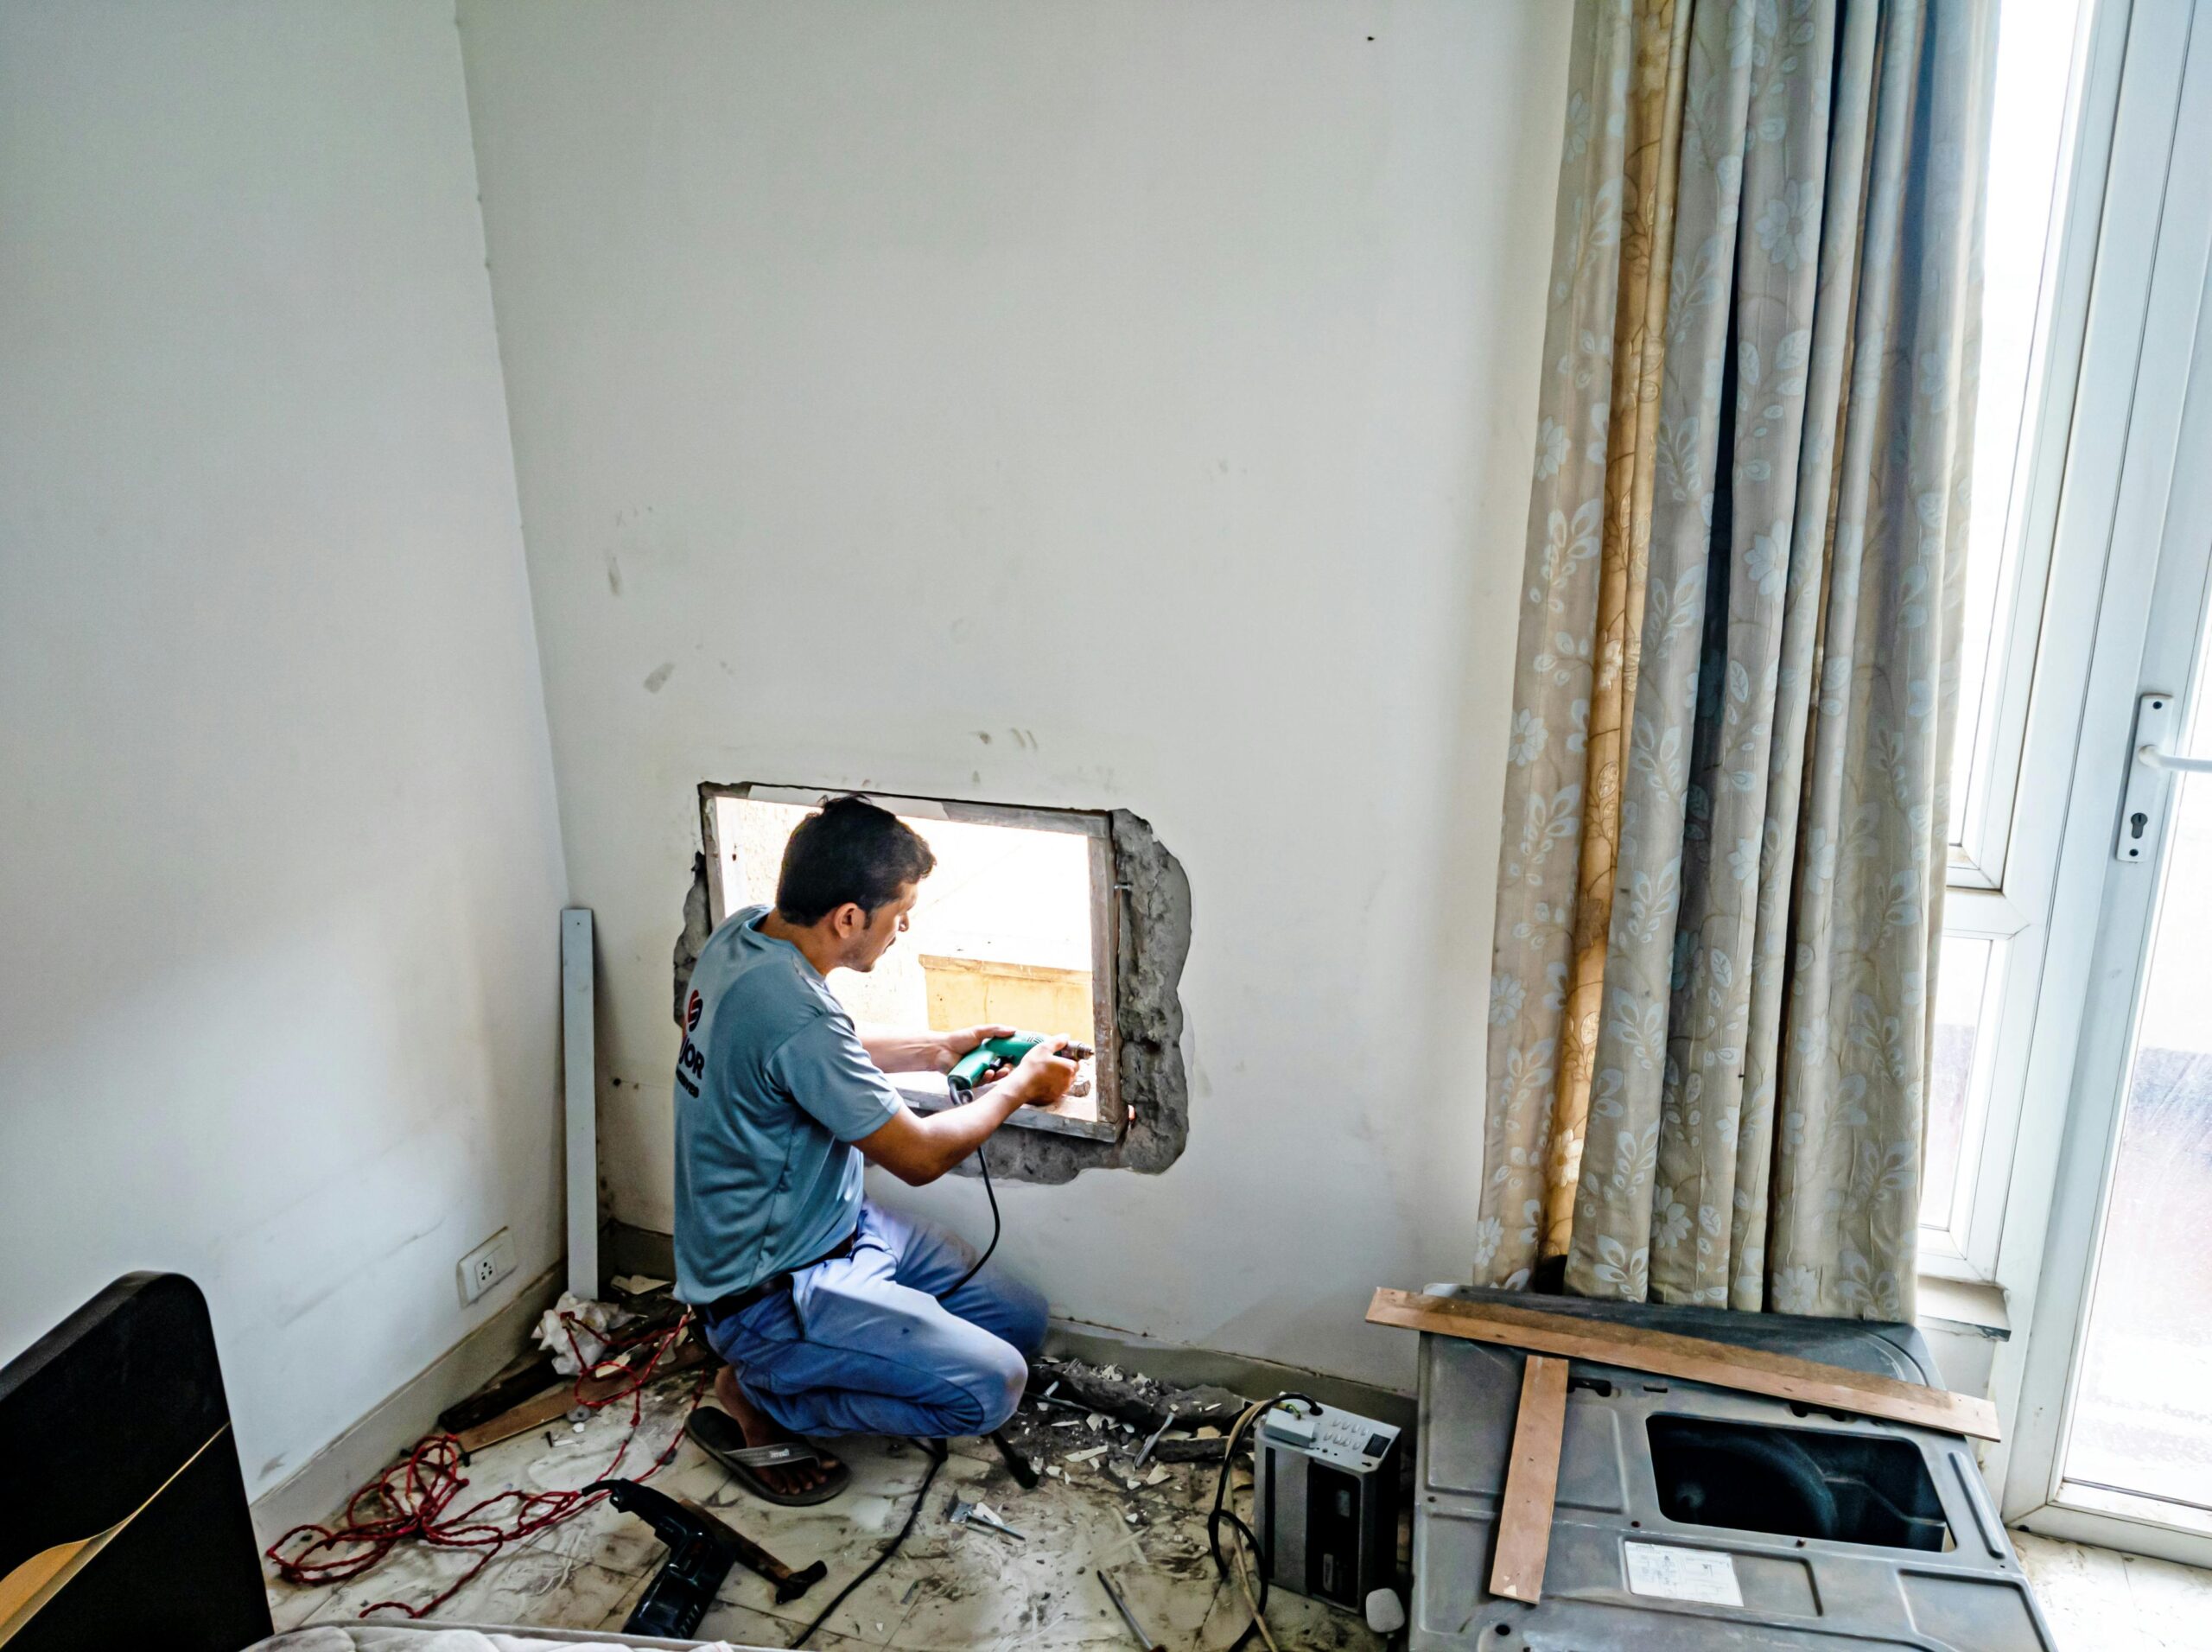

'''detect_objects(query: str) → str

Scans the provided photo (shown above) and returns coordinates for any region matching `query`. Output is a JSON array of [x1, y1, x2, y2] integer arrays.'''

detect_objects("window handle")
[[2119, 692, 2194, 861], [2136, 741, 2212, 773]]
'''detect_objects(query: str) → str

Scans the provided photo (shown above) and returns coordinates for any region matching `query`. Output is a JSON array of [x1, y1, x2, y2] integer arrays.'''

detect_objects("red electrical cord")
[[265, 1307, 707, 1620]]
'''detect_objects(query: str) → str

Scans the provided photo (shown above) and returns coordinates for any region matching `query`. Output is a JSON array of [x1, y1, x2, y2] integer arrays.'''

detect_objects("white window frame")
[[1897, 0, 2212, 1534], [1948, 0, 2112, 893], [1922, 0, 2131, 1281], [1995, 0, 2212, 1564]]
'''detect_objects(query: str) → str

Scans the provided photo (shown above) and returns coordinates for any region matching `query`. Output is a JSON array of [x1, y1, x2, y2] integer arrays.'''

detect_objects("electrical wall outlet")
[[458, 1227, 518, 1306]]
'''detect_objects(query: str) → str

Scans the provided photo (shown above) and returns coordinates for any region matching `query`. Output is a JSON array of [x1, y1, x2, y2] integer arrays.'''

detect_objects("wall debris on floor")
[[267, 1363, 1386, 1651]]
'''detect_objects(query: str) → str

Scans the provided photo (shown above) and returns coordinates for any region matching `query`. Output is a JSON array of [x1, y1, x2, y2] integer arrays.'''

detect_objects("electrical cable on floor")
[[276, 1061, 1017, 1626], [1207, 1391, 1318, 1652], [264, 1307, 706, 1620], [787, 1439, 948, 1649], [790, 1090, 1002, 1647]]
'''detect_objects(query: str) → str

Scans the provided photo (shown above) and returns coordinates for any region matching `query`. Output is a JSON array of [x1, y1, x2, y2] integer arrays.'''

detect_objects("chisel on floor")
[[1097, 1569, 1166, 1652]]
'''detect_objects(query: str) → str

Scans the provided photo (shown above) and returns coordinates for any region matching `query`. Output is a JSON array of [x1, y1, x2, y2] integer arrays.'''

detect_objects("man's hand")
[[858, 1023, 1015, 1075], [1003, 1035, 1078, 1107], [931, 1024, 1018, 1076], [855, 1033, 1083, 1187]]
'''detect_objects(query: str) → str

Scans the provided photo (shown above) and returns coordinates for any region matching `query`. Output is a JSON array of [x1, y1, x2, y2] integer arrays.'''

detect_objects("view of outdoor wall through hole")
[[702, 786, 1119, 1141]]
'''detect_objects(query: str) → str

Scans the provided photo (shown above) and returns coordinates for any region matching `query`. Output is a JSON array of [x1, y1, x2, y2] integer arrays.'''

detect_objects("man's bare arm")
[[855, 1039, 1077, 1185], [859, 1022, 1015, 1075]]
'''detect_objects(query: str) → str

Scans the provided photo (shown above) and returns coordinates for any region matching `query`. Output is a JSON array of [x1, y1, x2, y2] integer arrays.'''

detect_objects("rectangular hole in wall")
[[702, 785, 1121, 1141]]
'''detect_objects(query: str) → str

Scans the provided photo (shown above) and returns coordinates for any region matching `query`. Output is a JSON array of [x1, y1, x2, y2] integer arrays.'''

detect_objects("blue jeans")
[[699, 1199, 1047, 1439]]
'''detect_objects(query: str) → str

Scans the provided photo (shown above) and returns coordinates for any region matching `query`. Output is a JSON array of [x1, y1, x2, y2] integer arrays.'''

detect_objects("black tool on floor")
[[587, 1478, 827, 1636], [988, 1426, 1040, 1488]]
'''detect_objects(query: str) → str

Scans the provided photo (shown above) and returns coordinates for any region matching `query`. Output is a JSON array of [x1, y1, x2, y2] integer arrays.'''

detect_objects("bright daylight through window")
[[1923, 0, 2093, 1252], [2063, 627, 2212, 1516], [702, 787, 1119, 1141]]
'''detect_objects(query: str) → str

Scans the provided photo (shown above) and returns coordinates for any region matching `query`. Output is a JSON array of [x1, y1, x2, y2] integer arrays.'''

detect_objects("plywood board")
[[455, 1339, 709, 1454], [918, 954, 1095, 1045], [1489, 1353, 1567, 1604], [1367, 1288, 1999, 1441]]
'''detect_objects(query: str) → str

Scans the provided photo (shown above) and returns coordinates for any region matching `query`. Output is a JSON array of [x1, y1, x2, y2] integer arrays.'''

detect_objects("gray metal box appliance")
[[1254, 1399, 1402, 1611], [1411, 1286, 2056, 1651]]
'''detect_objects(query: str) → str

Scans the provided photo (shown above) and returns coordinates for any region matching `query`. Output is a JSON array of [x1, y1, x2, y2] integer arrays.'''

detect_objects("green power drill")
[[947, 1033, 1092, 1094]]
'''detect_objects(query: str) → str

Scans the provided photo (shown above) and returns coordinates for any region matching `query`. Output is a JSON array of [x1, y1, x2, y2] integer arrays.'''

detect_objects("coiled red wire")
[[264, 1306, 707, 1620]]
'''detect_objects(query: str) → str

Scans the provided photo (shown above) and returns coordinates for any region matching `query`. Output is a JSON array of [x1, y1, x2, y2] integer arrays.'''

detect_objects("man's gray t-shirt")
[[673, 905, 903, 1304]]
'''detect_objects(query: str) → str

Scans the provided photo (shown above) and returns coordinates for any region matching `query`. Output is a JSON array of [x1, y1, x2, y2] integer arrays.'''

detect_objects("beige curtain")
[[1479, 0, 1996, 1318]]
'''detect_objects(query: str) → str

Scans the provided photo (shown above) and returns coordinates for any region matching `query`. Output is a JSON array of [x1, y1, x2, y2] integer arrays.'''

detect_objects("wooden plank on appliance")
[[1366, 1288, 1999, 1441], [1490, 1353, 1568, 1604]]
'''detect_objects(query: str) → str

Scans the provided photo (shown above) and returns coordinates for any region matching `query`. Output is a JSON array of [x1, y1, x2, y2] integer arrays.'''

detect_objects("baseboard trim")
[[1045, 1318, 1417, 1435], [250, 1264, 564, 1549], [606, 1219, 1414, 1433], [604, 1218, 675, 1285]]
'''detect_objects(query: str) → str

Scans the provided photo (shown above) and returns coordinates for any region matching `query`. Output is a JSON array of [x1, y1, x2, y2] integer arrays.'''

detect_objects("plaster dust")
[[264, 1368, 1383, 1652], [673, 810, 1192, 1185]]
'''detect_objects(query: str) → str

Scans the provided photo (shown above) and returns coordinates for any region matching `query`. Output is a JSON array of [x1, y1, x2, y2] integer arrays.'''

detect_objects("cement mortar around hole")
[[672, 809, 1191, 1184]]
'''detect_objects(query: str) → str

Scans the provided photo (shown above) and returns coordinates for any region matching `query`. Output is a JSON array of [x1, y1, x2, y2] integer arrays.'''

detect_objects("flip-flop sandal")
[[687, 1406, 850, 1506]]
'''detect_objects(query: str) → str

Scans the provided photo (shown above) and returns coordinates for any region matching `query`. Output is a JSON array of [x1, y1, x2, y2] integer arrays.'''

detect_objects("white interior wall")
[[458, 0, 1569, 1392], [0, 3, 569, 1497]]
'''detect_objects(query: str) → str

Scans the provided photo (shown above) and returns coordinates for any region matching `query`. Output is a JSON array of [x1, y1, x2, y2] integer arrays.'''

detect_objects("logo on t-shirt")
[[677, 989, 708, 1097]]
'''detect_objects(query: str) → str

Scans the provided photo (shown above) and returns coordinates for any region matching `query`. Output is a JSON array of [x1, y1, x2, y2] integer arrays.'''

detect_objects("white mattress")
[[258, 1625, 775, 1652]]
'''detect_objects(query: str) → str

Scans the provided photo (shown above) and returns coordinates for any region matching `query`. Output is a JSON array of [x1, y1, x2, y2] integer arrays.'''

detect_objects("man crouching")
[[673, 795, 1076, 1502]]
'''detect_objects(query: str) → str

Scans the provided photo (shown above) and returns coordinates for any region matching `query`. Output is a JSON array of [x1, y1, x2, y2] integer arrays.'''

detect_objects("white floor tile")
[[2016, 1531, 2212, 1651]]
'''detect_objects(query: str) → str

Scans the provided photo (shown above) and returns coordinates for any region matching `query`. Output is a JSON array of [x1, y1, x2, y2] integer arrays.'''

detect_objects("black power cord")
[[787, 1439, 947, 1649], [938, 1145, 1000, 1299], [938, 1034, 1089, 1299], [936, 1066, 1007, 1301], [1207, 1392, 1319, 1652]]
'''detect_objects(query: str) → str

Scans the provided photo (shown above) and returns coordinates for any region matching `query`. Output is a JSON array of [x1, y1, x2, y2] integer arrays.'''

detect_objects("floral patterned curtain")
[[1479, 0, 1996, 1319]]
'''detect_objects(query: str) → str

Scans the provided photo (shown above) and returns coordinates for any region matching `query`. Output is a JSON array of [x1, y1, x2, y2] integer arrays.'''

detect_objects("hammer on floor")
[[588, 1478, 827, 1636]]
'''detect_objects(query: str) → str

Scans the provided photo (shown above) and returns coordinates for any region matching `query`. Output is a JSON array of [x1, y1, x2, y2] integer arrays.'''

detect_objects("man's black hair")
[[774, 795, 936, 925]]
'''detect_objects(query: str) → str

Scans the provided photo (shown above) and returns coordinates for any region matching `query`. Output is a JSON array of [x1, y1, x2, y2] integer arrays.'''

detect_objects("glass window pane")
[[1949, 0, 2092, 851], [1923, 936, 1995, 1231], [2064, 748, 2212, 1510]]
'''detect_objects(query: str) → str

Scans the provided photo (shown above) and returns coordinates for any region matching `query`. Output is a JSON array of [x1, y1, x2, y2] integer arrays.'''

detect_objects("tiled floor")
[[265, 1367, 2212, 1651], [2017, 1531, 2212, 1651], [265, 1373, 1380, 1651]]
